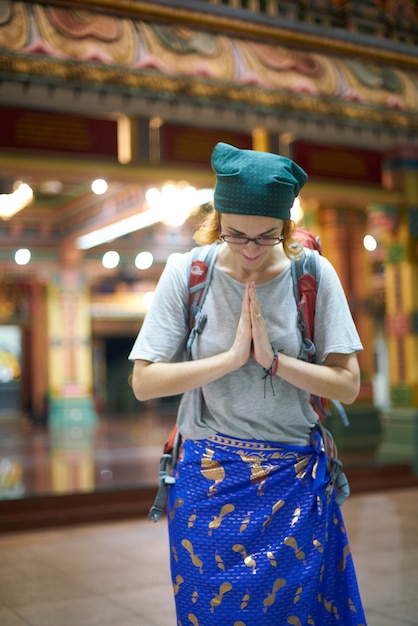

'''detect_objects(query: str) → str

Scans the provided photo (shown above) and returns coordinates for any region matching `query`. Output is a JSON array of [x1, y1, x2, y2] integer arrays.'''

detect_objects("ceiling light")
[[91, 179, 108, 195], [363, 234, 377, 252], [76, 186, 214, 250], [135, 251, 153, 270], [0, 181, 33, 220], [145, 184, 214, 228], [15, 248, 31, 265], [76, 207, 163, 250], [39, 180, 63, 195], [102, 250, 120, 269]]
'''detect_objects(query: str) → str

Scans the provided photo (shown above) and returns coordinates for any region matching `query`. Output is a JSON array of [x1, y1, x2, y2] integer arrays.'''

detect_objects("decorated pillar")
[[377, 151, 418, 472], [46, 247, 98, 429], [320, 206, 375, 402], [317, 205, 381, 460]]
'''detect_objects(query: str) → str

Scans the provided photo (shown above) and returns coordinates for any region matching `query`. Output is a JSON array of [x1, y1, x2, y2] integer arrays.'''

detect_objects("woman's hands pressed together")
[[132, 279, 360, 406], [228, 282, 275, 371], [248, 282, 276, 370]]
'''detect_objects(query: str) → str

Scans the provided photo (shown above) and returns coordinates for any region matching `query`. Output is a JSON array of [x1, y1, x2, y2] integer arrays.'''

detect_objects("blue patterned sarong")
[[167, 432, 367, 625]]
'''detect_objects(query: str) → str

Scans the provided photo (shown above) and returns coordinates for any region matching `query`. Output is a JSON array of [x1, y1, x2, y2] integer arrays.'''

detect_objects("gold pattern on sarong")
[[171, 544, 178, 562], [173, 574, 184, 595], [181, 539, 203, 573], [215, 551, 225, 571], [240, 591, 250, 609], [337, 544, 351, 572], [169, 497, 184, 520], [263, 577, 286, 612], [313, 538, 324, 553], [262, 498, 285, 530], [317, 593, 340, 619], [284, 536, 306, 564], [232, 544, 256, 573], [208, 503, 235, 535], [294, 455, 310, 479], [201, 447, 225, 494], [239, 512, 251, 533], [210, 582, 233, 612], [291, 505, 301, 527], [294, 584, 303, 604]]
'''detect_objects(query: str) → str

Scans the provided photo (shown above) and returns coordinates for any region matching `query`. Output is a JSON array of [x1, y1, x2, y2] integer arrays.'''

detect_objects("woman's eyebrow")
[[224, 226, 280, 236]]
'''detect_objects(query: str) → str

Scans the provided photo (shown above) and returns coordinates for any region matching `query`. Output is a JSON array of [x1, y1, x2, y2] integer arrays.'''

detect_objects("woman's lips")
[[242, 252, 260, 262]]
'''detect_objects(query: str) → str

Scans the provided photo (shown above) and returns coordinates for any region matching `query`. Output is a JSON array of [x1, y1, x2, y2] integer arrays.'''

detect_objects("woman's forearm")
[[276, 352, 360, 405], [132, 351, 238, 401]]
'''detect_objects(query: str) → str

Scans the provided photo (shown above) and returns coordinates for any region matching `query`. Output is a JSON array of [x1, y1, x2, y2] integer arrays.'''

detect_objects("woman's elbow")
[[340, 374, 361, 405], [130, 361, 153, 402]]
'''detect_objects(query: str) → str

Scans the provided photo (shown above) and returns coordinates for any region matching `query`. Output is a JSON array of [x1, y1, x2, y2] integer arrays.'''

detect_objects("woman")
[[129, 142, 367, 625]]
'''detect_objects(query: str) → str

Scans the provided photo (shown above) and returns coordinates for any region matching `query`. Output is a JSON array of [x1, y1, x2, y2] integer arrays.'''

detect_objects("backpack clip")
[[148, 453, 176, 522]]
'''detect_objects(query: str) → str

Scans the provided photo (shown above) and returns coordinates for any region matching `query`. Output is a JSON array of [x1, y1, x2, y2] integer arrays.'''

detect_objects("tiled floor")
[[0, 487, 417, 625]]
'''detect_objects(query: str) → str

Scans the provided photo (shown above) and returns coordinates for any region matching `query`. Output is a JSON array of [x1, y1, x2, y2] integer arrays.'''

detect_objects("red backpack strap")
[[291, 247, 321, 363], [291, 247, 330, 421]]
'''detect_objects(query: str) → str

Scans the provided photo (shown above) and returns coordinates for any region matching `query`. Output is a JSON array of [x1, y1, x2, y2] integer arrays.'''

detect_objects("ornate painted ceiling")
[[0, 0, 417, 277]]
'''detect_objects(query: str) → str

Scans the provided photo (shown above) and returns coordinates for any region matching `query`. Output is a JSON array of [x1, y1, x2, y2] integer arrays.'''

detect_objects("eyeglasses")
[[220, 233, 284, 246]]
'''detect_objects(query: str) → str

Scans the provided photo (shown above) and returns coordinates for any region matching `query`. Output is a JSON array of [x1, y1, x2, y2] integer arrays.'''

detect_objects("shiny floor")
[[0, 412, 177, 499], [0, 487, 417, 625]]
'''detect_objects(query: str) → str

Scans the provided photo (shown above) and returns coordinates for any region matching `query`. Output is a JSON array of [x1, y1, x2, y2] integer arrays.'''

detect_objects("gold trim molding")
[[33, 0, 418, 72], [1, 53, 417, 132]]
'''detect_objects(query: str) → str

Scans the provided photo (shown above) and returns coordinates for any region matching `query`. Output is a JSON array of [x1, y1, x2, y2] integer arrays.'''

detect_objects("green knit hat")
[[211, 142, 308, 219]]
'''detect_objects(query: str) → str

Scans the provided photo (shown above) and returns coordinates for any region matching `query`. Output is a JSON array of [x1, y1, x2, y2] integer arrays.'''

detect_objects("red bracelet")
[[263, 347, 279, 378], [271, 352, 279, 377]]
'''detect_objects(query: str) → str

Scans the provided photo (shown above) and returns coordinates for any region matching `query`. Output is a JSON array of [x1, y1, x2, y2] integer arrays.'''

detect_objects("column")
[[46, 250, 98, 429], [319, 205, 381, 462], [377, 151, 418, 472]]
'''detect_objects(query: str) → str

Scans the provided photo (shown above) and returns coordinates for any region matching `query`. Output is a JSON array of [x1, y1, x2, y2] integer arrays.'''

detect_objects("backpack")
[[148, 230, 350, 521]]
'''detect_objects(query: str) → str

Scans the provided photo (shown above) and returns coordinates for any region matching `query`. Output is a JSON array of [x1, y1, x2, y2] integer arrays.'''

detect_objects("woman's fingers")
[[248, 282, 275, 369]]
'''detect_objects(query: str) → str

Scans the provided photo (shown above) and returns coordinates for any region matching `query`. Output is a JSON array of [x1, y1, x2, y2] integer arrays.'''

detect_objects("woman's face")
[[220, 213, 284, 271]]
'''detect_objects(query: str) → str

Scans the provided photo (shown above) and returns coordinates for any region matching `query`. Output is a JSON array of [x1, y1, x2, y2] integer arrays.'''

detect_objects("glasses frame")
[[220, 233, 284, 246]]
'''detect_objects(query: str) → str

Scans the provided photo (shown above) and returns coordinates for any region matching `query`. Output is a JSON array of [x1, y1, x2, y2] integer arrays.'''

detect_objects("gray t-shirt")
[[129, 246, 363, 446]]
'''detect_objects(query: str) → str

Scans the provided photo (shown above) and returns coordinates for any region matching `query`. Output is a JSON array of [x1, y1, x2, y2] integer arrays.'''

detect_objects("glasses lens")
[[257, 238, 282, 246], [221, 234, 283, 246], [221, 235, 248, 245]]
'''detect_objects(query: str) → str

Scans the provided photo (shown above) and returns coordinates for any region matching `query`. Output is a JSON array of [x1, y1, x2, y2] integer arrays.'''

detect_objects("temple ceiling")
[[1, 1, 418, 140], [0, 1, 417, 271]]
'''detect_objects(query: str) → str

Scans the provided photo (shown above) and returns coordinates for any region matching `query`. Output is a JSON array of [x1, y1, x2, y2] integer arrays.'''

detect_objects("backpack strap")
[[186, 243, 220, 357], [148, 243, 219, 522], [291, 248, 349, 427], [291, 248, 320, 363]]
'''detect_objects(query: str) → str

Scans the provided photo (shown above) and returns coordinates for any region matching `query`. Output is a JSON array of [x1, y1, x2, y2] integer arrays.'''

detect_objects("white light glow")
[[15, 248, 31, 265], [363, 234, 378, 252], [0, 182, 33, 220], [145, 184, 214, 228], [77, 186, 214, 250], [290, 197, 304, 223], [102, 250, 120, 269], [167, 252, 182, 264], [135, 251, 153, 270], [91, 179, 108, 195], [76, 208, 163, 250]]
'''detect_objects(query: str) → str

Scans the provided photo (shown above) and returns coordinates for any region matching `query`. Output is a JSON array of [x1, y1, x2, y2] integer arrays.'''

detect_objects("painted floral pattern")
[[0, 2, 417, 112]]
